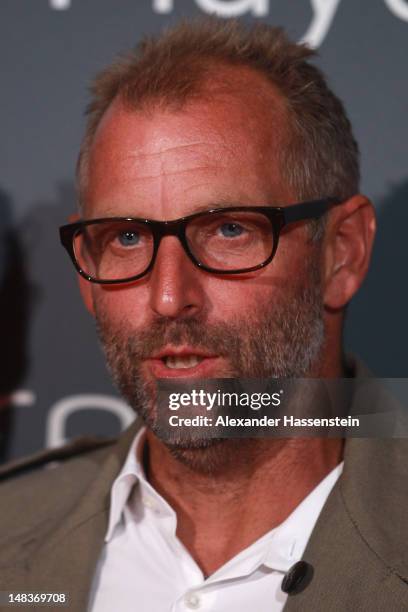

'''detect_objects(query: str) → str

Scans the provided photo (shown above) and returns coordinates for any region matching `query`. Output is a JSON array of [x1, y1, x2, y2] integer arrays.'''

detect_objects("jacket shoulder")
[[0, 435, 117, 482], [0, 435, 122, 577]]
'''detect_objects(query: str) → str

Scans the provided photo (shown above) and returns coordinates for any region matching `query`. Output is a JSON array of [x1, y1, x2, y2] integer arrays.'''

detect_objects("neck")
[[145, 431, 343, 576]]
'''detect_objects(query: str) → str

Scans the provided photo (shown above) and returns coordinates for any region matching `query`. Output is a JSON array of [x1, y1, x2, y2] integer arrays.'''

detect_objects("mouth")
[[163, 354, 205, 369], [146, 346, 220, 378]]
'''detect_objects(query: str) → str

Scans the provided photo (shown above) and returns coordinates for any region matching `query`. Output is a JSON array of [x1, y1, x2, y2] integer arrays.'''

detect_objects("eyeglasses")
[[59, 198, 340, 285]]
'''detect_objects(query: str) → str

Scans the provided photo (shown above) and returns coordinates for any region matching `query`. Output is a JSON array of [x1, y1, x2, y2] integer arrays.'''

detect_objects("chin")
[[166, 438, 231, 474], [163, 438, 262, 475]]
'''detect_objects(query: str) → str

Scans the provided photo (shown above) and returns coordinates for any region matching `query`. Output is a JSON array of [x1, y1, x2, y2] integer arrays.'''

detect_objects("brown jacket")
[[0, 379, 407, 611]]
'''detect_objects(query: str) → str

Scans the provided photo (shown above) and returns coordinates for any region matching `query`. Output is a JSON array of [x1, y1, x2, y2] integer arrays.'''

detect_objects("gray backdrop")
[[1, 0, 407, 461]]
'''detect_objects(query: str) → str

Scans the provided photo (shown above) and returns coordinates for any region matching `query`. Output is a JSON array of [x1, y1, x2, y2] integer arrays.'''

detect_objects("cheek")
[[91, 284, 150, 328], [204, 275, 277, 319], [274, 229, 321, 285]]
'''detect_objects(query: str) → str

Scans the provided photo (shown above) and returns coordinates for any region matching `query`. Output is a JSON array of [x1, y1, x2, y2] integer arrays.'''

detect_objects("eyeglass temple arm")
[[281, 198, 341, 226]]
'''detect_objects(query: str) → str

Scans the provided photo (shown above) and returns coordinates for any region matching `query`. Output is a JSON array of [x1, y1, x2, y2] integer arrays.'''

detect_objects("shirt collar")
[[105, 426, 147, 541], [261, 460, 344, 572]]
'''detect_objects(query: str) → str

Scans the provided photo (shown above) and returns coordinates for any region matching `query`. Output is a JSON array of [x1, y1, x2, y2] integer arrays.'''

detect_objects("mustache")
[[96, 314, 241, 360]]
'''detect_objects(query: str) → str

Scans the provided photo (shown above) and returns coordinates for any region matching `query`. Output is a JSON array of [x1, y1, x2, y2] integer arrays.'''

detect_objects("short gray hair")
[[77, 18, 360, 238]]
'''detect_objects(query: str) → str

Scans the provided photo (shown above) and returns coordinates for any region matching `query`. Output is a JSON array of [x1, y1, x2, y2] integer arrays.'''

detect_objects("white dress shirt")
[[88, 428, 343, 612]]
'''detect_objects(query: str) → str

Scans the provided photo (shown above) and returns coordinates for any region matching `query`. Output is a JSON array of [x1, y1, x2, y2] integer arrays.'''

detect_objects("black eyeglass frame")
[[59, 197, 341, 285]]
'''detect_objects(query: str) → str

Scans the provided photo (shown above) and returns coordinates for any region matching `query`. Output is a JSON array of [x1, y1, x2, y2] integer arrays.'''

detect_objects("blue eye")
[[118, 231, 140, 246], [220, 223, 244, 238]]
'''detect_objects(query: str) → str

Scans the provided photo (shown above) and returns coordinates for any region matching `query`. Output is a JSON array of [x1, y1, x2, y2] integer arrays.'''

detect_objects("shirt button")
[[184, 592, 201, 609]]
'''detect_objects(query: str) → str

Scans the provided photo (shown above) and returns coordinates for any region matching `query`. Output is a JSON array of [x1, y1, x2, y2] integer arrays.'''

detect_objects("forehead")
[[84, 66, 293, 217]]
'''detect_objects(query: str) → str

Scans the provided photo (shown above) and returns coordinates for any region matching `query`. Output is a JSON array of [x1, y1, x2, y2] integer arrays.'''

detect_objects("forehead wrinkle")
[[126, 140, 219, 158], [120, 143, 235, 180], [126, 139, 236, 162], [118, 165, 227, 182]]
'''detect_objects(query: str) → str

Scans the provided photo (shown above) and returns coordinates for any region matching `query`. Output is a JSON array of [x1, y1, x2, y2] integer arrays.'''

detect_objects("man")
[[0, 18, 407, 612]]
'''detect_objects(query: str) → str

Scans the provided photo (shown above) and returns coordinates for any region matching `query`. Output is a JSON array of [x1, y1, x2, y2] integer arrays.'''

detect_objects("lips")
[[147, 346, 220, 378]]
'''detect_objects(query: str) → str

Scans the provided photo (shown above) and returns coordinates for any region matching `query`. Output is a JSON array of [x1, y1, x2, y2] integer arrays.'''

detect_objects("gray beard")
[[95, 262, 325, 471]]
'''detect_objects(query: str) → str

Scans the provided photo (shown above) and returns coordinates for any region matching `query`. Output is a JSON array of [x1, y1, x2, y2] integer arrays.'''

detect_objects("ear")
[[322, 195, 376, 310], [68, 212, 96, 317]]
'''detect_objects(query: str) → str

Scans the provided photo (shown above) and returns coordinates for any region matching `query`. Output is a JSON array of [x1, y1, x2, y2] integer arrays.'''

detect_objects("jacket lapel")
[[284, 369, 408, 611], [24, 420, 142, 611]]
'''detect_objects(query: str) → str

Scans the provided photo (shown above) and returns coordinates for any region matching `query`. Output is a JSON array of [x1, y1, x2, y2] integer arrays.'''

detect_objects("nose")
[[148, 235, 206, 319]]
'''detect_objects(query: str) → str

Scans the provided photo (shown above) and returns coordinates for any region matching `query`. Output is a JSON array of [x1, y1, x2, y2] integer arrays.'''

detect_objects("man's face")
[[81, 70, 325, 443]]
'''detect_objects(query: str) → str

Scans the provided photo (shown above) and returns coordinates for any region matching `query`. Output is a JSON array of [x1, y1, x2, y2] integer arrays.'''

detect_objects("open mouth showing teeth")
[[163, 355, 205, 369]]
